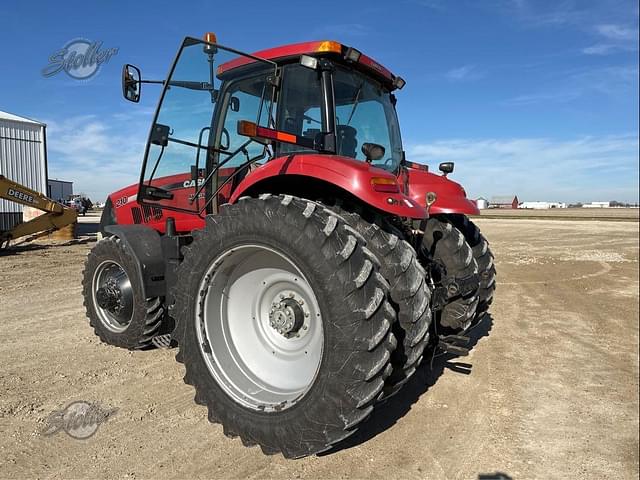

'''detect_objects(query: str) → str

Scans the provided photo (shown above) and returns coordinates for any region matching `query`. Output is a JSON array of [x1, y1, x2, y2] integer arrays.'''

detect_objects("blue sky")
[[0, 0, 638, 202]]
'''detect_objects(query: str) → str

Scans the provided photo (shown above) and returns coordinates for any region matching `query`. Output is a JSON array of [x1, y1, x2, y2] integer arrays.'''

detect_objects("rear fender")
[[230, 154, 428, 219]]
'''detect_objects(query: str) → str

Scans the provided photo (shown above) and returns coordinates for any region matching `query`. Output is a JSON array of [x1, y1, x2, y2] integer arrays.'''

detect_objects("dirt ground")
[[0, 213, 638, 479]]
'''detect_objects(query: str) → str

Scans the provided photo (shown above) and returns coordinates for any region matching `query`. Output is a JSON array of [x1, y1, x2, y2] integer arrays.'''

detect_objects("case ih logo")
[[42, 38, 119, 80]]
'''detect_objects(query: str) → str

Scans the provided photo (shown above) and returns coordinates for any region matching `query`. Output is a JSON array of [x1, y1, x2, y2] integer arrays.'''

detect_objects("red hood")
[[404, 167, 479, 216]]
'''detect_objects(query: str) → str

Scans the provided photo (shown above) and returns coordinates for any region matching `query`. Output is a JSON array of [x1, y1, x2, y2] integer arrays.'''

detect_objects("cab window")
[[218, 74, 274, 167], [277, 64, 323, 156]]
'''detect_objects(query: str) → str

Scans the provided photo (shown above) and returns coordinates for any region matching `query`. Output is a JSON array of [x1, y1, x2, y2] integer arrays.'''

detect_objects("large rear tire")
[[421, 217, 479, 331], [171, 195, 397, 458], [82, 237, 164, 349], [329, 207, 432, 398], [449, 215, 496, 319]]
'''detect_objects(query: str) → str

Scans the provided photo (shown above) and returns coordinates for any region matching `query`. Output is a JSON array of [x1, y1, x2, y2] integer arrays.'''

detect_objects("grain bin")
[[476, 197, 489, 209]]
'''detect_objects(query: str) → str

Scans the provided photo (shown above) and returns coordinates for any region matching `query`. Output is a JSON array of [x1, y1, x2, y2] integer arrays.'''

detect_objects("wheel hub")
[[96, 279, 125, 317], [269, 296, 305, 337], [92, 260, 134, 333]]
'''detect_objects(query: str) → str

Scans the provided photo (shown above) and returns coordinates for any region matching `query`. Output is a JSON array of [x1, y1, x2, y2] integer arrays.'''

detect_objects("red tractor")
[[84, 34, 495, 458]]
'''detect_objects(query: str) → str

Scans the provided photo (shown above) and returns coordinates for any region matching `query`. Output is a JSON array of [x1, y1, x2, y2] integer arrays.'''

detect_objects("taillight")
[[370, 177, 400, 193]]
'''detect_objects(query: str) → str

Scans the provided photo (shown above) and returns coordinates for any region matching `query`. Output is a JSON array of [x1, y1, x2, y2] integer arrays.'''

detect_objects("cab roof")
[[218, 40, 398, 87]]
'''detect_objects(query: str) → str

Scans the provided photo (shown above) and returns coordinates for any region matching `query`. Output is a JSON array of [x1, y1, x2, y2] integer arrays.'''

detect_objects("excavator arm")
[[0, 174, 77, 248]]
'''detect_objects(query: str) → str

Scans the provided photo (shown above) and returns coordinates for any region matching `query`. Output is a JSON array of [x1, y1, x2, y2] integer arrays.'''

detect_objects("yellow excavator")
[[0, 174, 77, 249]]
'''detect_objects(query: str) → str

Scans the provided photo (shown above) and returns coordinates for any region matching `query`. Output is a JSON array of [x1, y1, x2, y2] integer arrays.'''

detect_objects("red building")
[[490, 195, 519, 209]]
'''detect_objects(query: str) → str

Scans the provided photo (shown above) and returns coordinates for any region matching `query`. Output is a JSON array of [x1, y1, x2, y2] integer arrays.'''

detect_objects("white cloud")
[[582, 44, 620, 55], [502, 1, 638, 56], [582, 23, 639, 55], [406, 134, 639, 202], [505, 0, 589, 27], [502, 91, 581, 106], [503, 64, 638, 105], [445, 65, 484, 82], [596, 24, 638, 41], [45, 112, 151, 201]]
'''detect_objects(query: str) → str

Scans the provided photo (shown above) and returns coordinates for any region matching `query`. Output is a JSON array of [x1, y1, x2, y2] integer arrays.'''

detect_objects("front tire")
[[172, 195, 397, 458], [421, 217, 479, 331], [449, 215, 496, 319], [82, 237, 164, 349]]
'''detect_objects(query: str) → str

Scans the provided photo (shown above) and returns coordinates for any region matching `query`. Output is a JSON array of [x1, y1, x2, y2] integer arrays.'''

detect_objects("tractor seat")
[[336, 125, 357, 158]]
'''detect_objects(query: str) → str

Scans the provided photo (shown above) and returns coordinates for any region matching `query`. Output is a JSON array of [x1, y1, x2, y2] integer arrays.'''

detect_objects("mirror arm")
[[138, 79, 164, 85], [137, 79, 215, 92]]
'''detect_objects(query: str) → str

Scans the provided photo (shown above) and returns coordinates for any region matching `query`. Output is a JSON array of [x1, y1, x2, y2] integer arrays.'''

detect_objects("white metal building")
[[48, 178, 73, 203], [583, 202, 611, 208], [519, 201, 567, 209], [0, 110, 47, 231]]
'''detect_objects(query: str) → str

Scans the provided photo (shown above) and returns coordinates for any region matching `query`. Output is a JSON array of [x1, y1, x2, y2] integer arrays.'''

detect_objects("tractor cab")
[[124, 35, 412, 218]]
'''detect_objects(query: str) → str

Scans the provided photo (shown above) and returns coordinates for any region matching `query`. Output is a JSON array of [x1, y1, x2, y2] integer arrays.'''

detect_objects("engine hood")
[[404, 167, 479, 216]]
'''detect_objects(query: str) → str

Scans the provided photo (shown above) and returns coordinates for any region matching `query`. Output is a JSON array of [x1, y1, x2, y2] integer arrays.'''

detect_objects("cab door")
[[211, 73, 277, 205], [137, 37, 277, 215]]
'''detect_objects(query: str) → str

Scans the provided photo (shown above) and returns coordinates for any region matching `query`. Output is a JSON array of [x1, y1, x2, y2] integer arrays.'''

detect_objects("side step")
[[151, 334, 174, 349], [437, 334, 470, 356]]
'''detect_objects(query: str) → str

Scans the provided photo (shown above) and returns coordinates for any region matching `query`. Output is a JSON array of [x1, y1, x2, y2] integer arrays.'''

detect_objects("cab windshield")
[[278, 64, 403, 172], [333, 67, 403, 171]]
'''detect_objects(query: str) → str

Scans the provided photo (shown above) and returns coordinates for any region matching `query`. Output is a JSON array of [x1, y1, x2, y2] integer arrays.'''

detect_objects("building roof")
[[0, 110, 46, 126], [491, 195, 518, 204]]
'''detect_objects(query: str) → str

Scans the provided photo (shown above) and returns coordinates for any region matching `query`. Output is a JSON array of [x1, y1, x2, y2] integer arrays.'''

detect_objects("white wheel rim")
[[196, 244, 324, 412]]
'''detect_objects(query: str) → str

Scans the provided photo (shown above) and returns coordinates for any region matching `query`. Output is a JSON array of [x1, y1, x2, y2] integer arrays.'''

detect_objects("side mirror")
[[439, 162, 454, 176], [122, 64, 141, 103], [362, 143, 385, 163]]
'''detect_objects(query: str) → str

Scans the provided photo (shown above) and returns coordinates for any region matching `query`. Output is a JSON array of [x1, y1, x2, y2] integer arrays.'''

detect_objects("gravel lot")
[[1, 213, 638, 479]]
